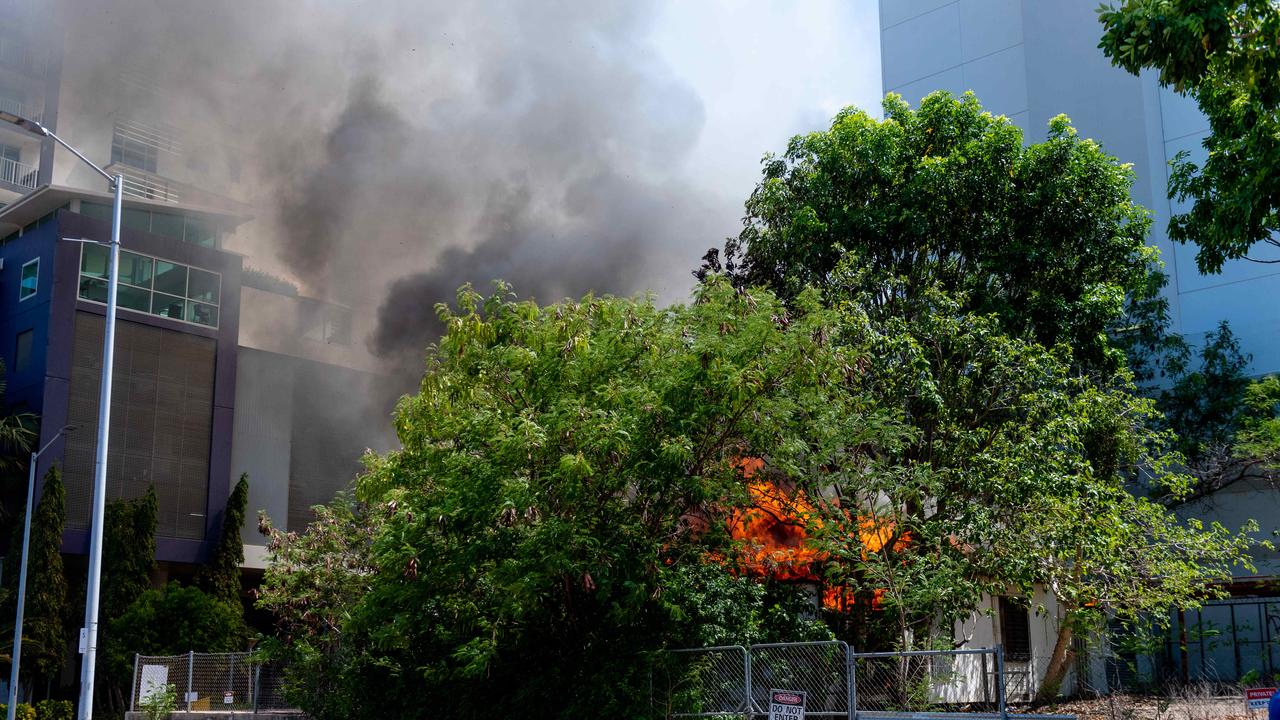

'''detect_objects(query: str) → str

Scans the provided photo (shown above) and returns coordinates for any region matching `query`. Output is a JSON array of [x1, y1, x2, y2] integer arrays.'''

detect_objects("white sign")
[[77, 628, 87, 654], [138, 665, 168, 703], [223, 691, 234, 705], [1246, 687, 1276, 711], [184, 692, 199, 703], [769, 688, 806, 719]]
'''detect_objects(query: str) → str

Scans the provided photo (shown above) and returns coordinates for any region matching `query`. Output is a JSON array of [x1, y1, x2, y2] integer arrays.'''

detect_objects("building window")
[[13, 329, 32, 374], [77, 202, 218, 248], [999, 596, 1032, 661], [77, 245, 220, 328], [19, 257, 37, 300]]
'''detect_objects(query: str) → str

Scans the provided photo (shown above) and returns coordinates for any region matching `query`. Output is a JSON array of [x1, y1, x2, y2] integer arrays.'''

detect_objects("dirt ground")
[[1025, 693, 1268, 720]]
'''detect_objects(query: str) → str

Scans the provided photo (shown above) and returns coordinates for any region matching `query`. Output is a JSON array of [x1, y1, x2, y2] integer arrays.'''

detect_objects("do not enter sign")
[[770, 688, 806, 719]]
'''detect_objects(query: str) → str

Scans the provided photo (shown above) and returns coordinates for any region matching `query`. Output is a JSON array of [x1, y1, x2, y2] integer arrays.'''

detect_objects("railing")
[[0, 155, 37, 189], [0, 96, 40, 125], [118, 170, 181, 203], [0, 34, 46, 78]]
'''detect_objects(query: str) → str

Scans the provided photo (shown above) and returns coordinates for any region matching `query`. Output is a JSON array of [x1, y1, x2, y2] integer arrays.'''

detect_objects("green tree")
[[704, 91, 1154, 374], [2, 468, 68, 696], [709, 92, 1255, 696], [260, 280, 901, 719], [1142, 321, 1280, 504], [196, 474, 248, 607], [22, 468, 67, 689], [256, 495, 376, 720], [1099, 0, 1280, 272], [0, 359, 36, 476], [107, 585, 247, 659], [95, 488, 158, 717]]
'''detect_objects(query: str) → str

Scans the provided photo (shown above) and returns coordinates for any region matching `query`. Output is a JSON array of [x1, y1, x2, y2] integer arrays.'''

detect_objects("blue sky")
[[652, 1, 883, 213]]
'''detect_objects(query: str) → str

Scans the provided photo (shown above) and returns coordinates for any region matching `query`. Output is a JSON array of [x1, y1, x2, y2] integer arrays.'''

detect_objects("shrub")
[[34, 700, 72, 720], [138, 683, 176, 720], [0, 703, 38, 720]]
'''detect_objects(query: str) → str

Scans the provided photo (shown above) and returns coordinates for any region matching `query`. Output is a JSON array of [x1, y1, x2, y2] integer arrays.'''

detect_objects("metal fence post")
[[846, 643, 857, 720], [128, 654, 139, 711], [980, 650, 990, 707], [743, 645, 752, 720], [252, 663, 261, 713], [186, 651, 194, 712], [996, 645, 1007, 720]]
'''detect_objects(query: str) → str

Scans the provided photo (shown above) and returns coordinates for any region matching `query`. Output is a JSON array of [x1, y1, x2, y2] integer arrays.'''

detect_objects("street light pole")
[[0, 111, 126, 720], [75, 173, 122, 720], [6, 426, 73, 720]]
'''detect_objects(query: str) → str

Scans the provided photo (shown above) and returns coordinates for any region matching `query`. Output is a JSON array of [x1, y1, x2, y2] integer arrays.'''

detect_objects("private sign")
[[1246, 687, 1276, 711], [770, 689, 806, 719]]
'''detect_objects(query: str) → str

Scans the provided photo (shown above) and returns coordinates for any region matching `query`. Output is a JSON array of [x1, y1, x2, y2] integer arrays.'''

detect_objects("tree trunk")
[[1035, 622, 1075, 704]]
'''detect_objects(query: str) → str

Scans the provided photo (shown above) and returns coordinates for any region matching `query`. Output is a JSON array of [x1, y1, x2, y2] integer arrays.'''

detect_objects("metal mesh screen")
[[65, 311, 215, 539], [750, 642, 851, 717]]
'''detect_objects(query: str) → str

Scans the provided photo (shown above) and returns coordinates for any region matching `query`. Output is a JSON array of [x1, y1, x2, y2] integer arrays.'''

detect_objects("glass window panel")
[[78, 202, 113, 223], [79, 277, 107, 303], [186, 268, 219, 305], [153, 261, 187, 296], [117, 284, 150, 312], [121, 207, 151, 233], [183, 217, 215, 247], [13, 329, 32, 374], [117, 251, 152, 288], [187, 302, 218, 327], [80, 244, 108, 278], [150, 212, 183, 240], [151, 293, 185, 320], [19, 259, 37, 300]]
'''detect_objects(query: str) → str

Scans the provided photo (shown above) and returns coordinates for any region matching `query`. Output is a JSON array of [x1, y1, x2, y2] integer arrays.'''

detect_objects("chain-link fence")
[[651, 645, 751, 717], [752, 642, 852, 717], [652, 643, 1077, 720], [130, 652, 296, 712], [852, 648, 1005, 714]]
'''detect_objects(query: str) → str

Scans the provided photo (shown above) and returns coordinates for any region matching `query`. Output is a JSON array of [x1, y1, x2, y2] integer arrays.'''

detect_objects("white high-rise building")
[[880, 0, 1280, 376]]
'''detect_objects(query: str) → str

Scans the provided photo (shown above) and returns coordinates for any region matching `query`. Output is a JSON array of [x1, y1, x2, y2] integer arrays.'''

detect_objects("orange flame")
[[726, 458, 906, 611]]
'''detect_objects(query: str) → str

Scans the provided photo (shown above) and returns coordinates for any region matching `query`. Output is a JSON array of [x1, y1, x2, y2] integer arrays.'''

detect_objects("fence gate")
[[750, 641, 852, 718]]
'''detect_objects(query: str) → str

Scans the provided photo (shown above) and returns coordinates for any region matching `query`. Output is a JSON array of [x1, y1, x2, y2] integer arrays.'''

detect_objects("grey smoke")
[[49, 0, 725, 376]]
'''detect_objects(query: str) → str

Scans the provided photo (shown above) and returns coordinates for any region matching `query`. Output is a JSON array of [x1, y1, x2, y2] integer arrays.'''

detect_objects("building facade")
[[0, 3, 395, 576]]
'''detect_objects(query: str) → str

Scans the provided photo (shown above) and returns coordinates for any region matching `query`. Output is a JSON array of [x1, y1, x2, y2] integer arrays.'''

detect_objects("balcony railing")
[[118, 170, 180, 203], [0, 96, 40, 126], [0, 155, 38, 189], [0, 34, 46, 78]]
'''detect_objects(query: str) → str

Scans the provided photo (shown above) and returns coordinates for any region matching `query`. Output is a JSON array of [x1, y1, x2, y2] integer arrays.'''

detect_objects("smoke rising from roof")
[[50, 0, 724, 373]]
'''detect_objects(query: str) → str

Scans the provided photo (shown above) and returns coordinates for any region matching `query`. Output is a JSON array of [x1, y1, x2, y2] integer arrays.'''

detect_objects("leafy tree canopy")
[[261, 279, 899, 719], [1099, 0, 1280, 272], [704, 91, 1154, 374], [197, 474, 249, 608], [707, 92, 1255, 695], [108, 585, 248, 660]]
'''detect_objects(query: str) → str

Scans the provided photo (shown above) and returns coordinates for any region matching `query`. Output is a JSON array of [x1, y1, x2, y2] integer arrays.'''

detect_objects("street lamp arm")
[[40, 127, 115, 185]]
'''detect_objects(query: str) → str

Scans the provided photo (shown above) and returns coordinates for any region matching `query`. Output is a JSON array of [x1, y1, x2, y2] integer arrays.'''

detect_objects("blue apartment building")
[[0, 187, 245, 563]]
